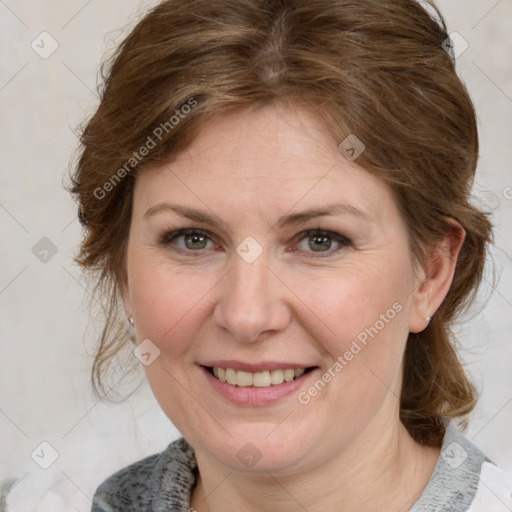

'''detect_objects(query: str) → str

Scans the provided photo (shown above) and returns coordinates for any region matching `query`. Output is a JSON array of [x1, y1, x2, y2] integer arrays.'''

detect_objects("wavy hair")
[[69, 0, 493, 446]]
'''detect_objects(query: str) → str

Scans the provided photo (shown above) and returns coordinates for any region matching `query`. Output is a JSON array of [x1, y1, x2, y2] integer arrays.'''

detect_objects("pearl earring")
[[128, 317, 134, 326], [426, 317, 431, 325]]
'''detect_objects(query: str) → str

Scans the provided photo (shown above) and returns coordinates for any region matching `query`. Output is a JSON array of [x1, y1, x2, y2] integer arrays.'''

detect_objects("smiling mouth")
[[203, 366, 317, 387]]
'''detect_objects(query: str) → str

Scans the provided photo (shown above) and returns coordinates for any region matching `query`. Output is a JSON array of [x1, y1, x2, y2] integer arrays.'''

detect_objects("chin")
[[194, 420, 324, 475]]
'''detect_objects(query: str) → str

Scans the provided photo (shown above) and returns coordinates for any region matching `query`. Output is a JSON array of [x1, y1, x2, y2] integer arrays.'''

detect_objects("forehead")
[[133, 103, 400, 227], [169, 103, 354, 181]]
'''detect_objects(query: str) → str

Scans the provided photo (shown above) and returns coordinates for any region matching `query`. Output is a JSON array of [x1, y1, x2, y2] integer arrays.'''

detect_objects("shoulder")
[[91, 437, 197, 512], [469, 461, 512, 512], [411, 421, 512, 512]]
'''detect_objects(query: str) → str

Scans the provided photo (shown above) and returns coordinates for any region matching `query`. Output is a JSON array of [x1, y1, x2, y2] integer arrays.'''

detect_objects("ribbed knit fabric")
[[91, 437, 197, 512], [91, 423, 498, 511], [409, 422, 488, 512]]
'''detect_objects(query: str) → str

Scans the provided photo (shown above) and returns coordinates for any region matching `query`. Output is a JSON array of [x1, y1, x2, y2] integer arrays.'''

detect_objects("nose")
[[213, 253, 292, 344]]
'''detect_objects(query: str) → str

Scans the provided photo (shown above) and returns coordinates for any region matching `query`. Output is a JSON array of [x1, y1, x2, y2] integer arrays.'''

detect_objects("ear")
[[408, 219, 465, 333]]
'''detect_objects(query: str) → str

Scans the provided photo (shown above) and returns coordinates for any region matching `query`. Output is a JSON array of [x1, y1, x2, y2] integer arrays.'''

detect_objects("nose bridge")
[[213, 250, 290, 343]]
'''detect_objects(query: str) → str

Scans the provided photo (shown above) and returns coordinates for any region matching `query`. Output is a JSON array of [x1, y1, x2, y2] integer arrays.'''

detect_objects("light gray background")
[[1, 1, 511, 510]]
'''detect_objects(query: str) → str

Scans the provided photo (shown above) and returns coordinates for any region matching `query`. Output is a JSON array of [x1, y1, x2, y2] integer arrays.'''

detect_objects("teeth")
[[284, 369, 295, 382], [225, 368, 237, 385], [253, 371, 271, 387], [237, 371, 253, 387], [211, 367, 307, 387], [270, 369, 284, 385]]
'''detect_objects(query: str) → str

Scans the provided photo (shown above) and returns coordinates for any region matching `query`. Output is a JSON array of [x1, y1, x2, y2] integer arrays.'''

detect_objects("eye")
[[293, 229, 350, 257], [159, 228, 218, 252], [158, 227, 350, 257]]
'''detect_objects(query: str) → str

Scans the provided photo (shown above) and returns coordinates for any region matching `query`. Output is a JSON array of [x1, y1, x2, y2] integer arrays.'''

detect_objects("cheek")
[[299, 265, 410, 350], [128, 236, 414, 368], [292, 263, 412, 406], [127, 257, 220, 432], [295, 277, 411, 430], [128, 256, 218, 355]]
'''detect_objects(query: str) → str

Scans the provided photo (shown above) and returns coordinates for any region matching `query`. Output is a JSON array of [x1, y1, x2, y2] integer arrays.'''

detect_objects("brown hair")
[[69, 0, 493, 446]]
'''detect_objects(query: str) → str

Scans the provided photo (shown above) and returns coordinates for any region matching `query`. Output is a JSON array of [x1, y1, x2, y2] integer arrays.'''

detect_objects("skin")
[[123, 102, 465, 512]]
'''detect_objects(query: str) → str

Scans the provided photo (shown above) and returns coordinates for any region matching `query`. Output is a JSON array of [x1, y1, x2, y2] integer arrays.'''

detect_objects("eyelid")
[[158, 227, 350, 256], [293, 228, 349, 244], [291, 229, 351, 256], [159, 228, 218, 249]]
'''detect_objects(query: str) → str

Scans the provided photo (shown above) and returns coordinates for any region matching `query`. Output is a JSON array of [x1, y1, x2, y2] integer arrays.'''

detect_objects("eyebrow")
[[143, 201, 371, 229]]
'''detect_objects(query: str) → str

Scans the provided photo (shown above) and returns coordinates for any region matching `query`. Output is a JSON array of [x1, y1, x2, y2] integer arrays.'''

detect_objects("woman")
[[70, 0, 511, 510]]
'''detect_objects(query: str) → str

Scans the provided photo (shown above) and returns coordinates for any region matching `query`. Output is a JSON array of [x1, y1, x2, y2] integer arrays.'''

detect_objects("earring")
[[426, 317, 431, 325], [128, 317, 134, 326]]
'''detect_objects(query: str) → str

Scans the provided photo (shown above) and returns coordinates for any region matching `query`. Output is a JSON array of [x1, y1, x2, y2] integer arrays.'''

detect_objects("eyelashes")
[[290, 229, 351, 256], [157, 227, 351, 258], [159, 228, 215, 253]]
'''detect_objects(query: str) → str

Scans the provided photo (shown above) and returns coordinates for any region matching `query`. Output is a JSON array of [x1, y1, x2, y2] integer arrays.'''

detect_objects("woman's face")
[[124, 103, 427, 475]]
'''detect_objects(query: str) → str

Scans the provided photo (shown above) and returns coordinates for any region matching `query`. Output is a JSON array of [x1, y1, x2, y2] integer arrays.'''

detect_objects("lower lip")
[[199, 365, 318, 406]]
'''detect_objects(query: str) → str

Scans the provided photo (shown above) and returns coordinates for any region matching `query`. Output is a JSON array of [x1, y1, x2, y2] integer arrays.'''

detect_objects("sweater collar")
[[162, 421, 488, 511]]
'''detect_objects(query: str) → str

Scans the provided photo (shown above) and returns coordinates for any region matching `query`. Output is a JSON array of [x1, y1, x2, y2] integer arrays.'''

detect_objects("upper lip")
[[199, 360, 315, 372]]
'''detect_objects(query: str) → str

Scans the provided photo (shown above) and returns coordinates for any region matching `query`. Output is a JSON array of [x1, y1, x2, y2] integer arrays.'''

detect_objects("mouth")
[[202, 365, 318, 388]]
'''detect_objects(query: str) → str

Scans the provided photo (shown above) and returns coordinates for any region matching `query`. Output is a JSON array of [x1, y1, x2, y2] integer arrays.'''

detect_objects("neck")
[[190, 420, 441, 512]]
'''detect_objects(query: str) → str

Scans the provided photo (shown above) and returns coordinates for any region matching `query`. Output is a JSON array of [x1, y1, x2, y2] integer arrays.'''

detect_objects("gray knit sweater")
[[90, 423, 495, 512]]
